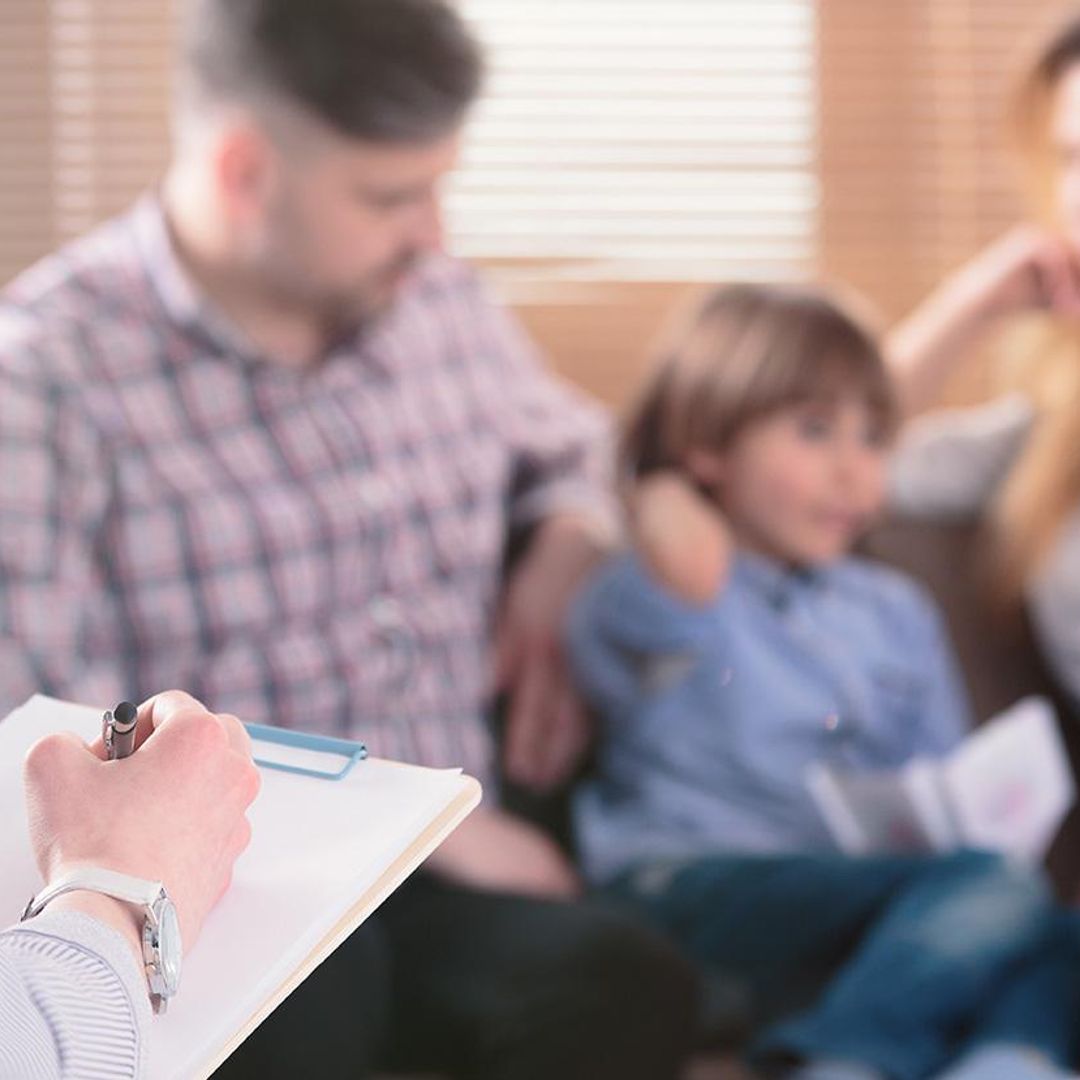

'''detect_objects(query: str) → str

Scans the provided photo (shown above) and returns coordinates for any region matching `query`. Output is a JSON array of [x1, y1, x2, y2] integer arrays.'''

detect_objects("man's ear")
[[684, 447, 727, 493], [215, 122, 276, 226]]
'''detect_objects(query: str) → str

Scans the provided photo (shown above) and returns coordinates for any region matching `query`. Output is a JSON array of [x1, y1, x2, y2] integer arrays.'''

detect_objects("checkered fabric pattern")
[[0, 198, 614, 786]]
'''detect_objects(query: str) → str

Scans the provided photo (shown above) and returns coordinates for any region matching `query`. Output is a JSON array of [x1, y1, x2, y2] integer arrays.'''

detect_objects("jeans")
[[606, 849, 1080, 1080]]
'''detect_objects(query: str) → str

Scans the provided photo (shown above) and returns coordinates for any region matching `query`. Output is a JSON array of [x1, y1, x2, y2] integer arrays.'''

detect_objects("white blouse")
[[890, 393, 1080, 706]]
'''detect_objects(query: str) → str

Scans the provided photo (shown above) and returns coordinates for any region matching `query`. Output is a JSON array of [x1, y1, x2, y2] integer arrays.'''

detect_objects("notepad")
[[0, 695, 482, 1079]]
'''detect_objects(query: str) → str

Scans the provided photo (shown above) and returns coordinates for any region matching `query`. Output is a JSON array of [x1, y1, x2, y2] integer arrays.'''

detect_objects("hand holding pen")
[[28, 692, 261, 947]]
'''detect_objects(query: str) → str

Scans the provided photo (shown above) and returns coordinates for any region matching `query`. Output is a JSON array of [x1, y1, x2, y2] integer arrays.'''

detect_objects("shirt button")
[[369, 595, 416, 687], [371, 595, 408, 635], [824, 713, 841, 733], [356, 479, 387, 513]]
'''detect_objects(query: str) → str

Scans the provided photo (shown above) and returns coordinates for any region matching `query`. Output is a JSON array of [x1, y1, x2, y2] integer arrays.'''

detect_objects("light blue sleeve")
[[565, 550, 723, 717]]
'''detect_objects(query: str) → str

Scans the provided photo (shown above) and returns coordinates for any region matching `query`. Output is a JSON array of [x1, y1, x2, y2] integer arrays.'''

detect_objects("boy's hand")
[[632, 471, 731, 603]]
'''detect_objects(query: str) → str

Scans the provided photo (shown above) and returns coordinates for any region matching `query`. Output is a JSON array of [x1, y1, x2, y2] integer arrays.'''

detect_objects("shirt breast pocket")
[[637, 652, 697, 696], [869, 662, 930, 746]]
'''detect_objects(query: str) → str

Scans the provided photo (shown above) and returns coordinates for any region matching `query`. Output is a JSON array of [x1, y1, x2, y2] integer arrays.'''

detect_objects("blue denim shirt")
[[567, 550, 972, 884]]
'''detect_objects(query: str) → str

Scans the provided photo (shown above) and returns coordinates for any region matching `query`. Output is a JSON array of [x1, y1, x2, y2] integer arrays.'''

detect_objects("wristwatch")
[[22, 867, 183, 1013]]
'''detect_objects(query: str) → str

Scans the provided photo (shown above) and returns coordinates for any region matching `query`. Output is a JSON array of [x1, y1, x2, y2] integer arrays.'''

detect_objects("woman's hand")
[[889, 225, 1080, 412], [954, 226, 1080, 319]]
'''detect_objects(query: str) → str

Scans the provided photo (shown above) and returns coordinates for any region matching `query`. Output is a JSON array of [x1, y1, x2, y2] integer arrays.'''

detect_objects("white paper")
[[806, 697, 1074, 861], [807, 759, 939, 855], [940, 697, 1074, 861], [0, 695, 481, 1079], [899, 759, 959, 851]]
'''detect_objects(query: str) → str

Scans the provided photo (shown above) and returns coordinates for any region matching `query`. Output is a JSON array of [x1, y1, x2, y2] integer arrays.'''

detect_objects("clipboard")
[[0, 695, 482, 1080]]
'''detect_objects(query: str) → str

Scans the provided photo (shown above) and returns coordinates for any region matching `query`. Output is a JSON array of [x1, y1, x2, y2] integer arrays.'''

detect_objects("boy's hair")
[[179, 0, 485, 143], [620, 282, 897, 482]]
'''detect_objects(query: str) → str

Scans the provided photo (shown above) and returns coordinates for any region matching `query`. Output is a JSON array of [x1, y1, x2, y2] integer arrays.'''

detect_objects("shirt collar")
[[732, 549, 833, 611], [130, 194, 259, 362], [129, 193, 390, 377]]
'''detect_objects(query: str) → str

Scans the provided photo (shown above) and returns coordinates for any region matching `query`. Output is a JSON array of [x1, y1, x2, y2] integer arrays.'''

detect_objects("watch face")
[[156, 899, 183, 994]]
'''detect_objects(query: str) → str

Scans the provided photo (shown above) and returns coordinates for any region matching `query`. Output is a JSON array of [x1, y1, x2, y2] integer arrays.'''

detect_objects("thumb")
[[24, 730, 96, 786], [130, 690, 217, 753]]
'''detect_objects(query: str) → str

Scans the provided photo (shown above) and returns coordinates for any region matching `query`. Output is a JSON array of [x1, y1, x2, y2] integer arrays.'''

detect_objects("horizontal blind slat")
[[451, 0, 815, 282]]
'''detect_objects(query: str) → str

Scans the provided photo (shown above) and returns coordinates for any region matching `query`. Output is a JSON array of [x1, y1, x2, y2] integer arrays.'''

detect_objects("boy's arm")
[[565, 475, 731, 718], [631, 471, 732, 604]]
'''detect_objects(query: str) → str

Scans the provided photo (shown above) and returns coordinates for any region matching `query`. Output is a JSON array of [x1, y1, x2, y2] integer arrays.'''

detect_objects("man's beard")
[[264, 249, 422, 334]]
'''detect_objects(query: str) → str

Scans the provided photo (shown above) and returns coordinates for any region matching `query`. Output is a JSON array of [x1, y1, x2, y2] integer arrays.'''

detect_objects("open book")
[[807, 697, 1075, 860], [0, 696, 482, 1079]]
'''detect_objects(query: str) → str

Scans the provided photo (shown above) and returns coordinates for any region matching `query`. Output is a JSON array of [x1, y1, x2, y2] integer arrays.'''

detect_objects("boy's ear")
[[684, 447, 727, 492]]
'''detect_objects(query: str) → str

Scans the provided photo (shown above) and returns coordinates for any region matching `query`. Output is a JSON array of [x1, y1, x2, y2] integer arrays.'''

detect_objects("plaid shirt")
[[0, 198, 614, 786]]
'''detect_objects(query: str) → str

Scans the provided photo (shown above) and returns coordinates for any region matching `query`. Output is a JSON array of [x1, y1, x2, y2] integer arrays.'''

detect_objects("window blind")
[[2, 0, 1071, 338], [0, 0, 175, 285], [817, 0, 1071, 320], [448, 0, 818, 284]]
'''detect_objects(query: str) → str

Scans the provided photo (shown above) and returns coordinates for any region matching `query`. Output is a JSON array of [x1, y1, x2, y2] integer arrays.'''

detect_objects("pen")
[[103, 700, 139, 761]]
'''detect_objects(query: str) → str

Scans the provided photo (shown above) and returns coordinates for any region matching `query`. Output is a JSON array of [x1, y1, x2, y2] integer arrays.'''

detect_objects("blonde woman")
[[889, 13, 1080, 706]]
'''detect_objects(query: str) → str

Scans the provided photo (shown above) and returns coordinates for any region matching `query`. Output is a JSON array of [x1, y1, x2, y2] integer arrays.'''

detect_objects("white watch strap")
[[22, 867, 164, 922]]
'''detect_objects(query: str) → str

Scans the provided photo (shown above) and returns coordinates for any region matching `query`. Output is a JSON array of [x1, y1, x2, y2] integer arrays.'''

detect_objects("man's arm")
[[495, 513, 613, 791], [467, 282, 620, 791]]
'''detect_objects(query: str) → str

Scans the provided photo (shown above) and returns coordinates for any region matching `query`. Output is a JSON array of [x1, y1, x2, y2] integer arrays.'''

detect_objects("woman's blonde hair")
[[991, 11, 1080, 604], [1011, 11, 1080, 227], [619, 283, 896, 489]]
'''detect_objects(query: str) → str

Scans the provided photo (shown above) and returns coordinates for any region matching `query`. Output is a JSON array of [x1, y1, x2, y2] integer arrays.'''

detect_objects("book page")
[[940, 697, 1074, 861], [899, 759, 959, 851], [806, 760, 940, 855]]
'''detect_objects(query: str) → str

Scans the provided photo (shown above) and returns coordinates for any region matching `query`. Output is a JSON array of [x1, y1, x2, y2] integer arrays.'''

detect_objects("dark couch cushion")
[[863, 517, 1080, 896]]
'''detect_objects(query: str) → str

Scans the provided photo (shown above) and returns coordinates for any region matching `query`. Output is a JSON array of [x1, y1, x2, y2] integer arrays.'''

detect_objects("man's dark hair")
[[181, 0, 485, 143]]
